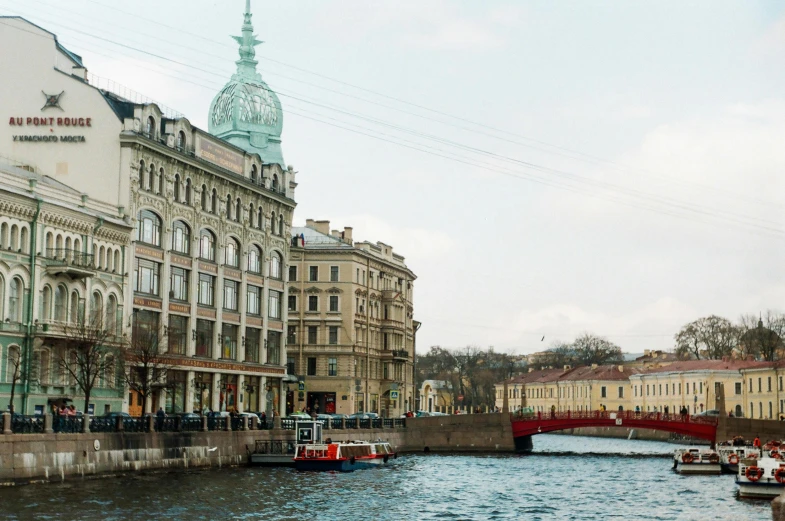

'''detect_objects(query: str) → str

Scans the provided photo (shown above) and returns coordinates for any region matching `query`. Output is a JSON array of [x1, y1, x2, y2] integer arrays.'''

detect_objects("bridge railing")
[[512, 410, 719, 426]]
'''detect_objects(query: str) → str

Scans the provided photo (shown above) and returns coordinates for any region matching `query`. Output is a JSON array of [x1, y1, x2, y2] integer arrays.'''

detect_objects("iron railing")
[[89, 417, 115, 433], [11, 415, 45, 433], [231, 417, 244, 431], [512, 410, 720, 426], [345, 418, 357, 429], [45, 248, 94, 268], [123, 418, 147, 433], [207, 417, 227, 431], [54, 416, 83, 433], [280, 419, 295, 430], [181, 417, 203, 432]]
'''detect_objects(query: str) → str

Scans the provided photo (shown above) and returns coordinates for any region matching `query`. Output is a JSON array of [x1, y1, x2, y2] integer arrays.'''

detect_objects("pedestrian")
[[664, 405, 669, 417], [156, 407, 165, 431], [550, 405, 556, 419], [680, 406, 688, 421], [635, 405, 640, 413], [753, 435, 761, 448]]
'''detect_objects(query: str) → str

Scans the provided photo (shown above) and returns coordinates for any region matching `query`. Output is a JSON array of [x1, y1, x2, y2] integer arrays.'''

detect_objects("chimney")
[[314, 220, 330, 235], [305, 219, 316, 229], [643, 349, 651, 357], [342, 226, 353, 244], [331, 229, 340, 238]]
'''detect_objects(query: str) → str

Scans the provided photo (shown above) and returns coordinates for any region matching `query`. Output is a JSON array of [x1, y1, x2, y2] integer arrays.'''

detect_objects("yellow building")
[[738, 362, 785, 420], [288, 219, 418, 417]]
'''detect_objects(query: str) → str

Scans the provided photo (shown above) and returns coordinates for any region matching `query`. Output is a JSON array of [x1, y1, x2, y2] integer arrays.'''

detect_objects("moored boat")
[[291, 420, 397, 472], [736, 457, 785, 499], [717, 446, 761, 474], [672, 447, 721, 475]]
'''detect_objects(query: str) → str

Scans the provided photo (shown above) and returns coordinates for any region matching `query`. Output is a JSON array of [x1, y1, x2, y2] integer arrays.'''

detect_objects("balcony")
[[392, 349, 408, 360], [44, 248, 95, 279]]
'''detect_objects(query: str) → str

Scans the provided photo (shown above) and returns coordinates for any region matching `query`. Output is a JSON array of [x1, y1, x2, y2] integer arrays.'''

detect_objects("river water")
[[0, 435, 771, 520]]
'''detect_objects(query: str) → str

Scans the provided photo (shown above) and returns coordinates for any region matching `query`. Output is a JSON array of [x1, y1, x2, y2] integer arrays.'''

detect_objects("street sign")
[[298, 381, 305, 391], [390, 390, 399, 400]]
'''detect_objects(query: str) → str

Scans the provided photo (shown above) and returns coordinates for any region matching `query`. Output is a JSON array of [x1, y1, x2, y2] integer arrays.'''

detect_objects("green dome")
[[207, 0, 285, 166]]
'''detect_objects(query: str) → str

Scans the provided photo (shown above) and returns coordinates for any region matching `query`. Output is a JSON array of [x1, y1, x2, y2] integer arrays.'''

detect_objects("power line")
[[12, 0, 784, 212], [1, 13, 783, 240]]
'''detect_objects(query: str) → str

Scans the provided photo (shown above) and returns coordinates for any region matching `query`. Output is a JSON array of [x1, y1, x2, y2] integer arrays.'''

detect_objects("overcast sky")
[[4, 0, 784, 355]]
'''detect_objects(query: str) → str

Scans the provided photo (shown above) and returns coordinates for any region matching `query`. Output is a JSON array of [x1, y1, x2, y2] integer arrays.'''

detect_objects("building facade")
[[0, 5, 296, 416], [288, 220, 418, 417], [0, 161, 132, 414]]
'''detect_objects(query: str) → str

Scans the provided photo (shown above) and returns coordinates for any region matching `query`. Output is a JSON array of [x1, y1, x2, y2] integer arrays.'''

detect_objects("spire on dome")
[[232, 0, 263, 79]]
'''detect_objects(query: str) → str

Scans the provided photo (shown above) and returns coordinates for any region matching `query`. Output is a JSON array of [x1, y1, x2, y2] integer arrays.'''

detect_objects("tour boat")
[[672, 447, 721, 475], [736, 457, 785, 499], [294, 439, 397, 472], [716, 445, 761, 474], [291, 420, 397, 472]]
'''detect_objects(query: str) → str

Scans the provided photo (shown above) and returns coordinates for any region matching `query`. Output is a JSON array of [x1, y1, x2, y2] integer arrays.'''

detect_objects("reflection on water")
[[0, 435, 771, 521]]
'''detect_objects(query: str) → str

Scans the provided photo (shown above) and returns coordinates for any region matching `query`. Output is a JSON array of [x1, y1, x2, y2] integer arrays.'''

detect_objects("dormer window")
[[146, 116, 155, 136], [272, 174, 279, 191], [251, 165, 258, 183], [177, 130, 186, 150]]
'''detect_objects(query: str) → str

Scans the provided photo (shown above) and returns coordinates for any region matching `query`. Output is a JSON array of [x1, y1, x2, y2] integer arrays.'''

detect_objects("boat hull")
[[736, 480, 785, 499], [295, 456, 391, 472], [675, 463, 721, 475]]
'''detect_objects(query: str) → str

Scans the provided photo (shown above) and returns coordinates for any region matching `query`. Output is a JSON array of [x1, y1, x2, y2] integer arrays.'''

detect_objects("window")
[[235, 198, 242, 222], [174, 174, 181, 202], [42, 285, 52, 321], [308, 295, 318, 312], [198, 273, 215, 306], [328, 358, 337, 376], [146, 115, 155, 136], [308, 326, 317, 344], [134, 258, 160, 295], [288, 295, 297, 312], [168, 315, 188, 355], [177, 130, 186, 150], [289, 266, 297, 282], [257, 206, 264, 230], [226, 194, 233, 220], [768, 377, 772, 392], [251, 165, 258, 183], [171, 220, 191, 255], [618, 386, 624, 398], [307, 357, 317, 376], [170, 267, 189, 302], [201, 184, 208, 211], [330, 266, 339, 282], [221, 324, 238, 360], [54, 285, 67, 321], [247, 245, 261, 274], [195, 319, 213, 357], [759, 378, 762, 393], [211, 189, 217, 214], [287, 356, 295, 375], [278, 215, 284, 236], [247, 285, 261, 315], [185, 179, 192, 205], [329, 295, 339, 312], [269, 252, 282, 279], [224, 238, 239, 267], [199, 229, 215, 261], [136, 210, 161, 246], [272, 174, 279, 191], [267, 331, 281, 365], [223, 280, 238, 311], [329, 326, 338, 345], [601, 386, 607, 398], [268, 290, 281, 319], [735, 382, 742, 395], [245, 328, 261, 363], [287, 325, 297, 345], [309, 266, 318, 282], [8, 277, 23, 323]]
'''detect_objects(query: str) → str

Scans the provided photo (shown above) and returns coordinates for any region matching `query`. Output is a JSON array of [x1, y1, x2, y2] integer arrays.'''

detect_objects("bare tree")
[[7, 347, 23, 414], [739, 311, 785, 361], [674, 315, 739, 360], [54, 315, 121, 413], [572, 334, 624, 366], [536, 341, 577, 369], [122, 320, 172, 417]]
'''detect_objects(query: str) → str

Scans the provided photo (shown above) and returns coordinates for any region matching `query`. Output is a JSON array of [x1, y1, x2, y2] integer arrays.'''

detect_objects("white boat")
[[716, 445, 761, 474], [672, 447, 721, 475], [292, 420, 397, 472], [736, 457, 785, 499]]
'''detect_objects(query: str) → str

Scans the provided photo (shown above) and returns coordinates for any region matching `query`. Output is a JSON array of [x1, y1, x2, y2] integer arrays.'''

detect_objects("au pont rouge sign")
[[9, 116, 92, 143]]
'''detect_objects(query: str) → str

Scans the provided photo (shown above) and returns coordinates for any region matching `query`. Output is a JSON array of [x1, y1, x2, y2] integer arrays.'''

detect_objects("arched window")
[[69, 290, 80, 324], [270, 212, 276, 235], [136, 209, 162, 246], [226, 194, 233, 220], [185, 178, 192, 205], [235, 198, 242, 222], [138, 160, 146, 188], [113, 250, 120, 272], [211, 189, 217, 213], [55, 233, 63, 251], [20, 227, 28, 253], [104, 355, 115, 388], [38, 349, 50, 384], [146, 115, 155, 136], [45, 232, 53, 254], [251, 165, 258, 183], [247, 244, 261, 274], [258, 206, 264, 230], [98, 245, 105, 269], [0, 222, 7, 248], [172, 220, 191, 255], [157, 167, 164, 194], [9, 277, 23, 322], [106, 294, 117, 333], [278, 215, 284, 236], [177, 130, 186, 150], [55, 284, 67, 321], [174, 174, 181, 202], [249, 203, 255, 228], [201, 184, 208, 211], [225, 237, 240, 268], [6, 345, 20, 384], [270, 251, 282, 279], [10, 224, 18, 251], [42, 285, 52, 321], [735, 404, 743, 418], [199, 229, 215, 261], [272, 174, 279, 191], [91, 291, 103, 323]]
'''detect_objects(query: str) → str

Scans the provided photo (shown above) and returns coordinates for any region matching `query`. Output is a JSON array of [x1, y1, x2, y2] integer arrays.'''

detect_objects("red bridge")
[[511, 410, 718, 443]]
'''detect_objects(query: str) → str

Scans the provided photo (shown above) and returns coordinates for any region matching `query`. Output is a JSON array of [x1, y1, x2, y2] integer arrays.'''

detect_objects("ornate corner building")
[[288, 220, 419, 417], [0, 3, 297, 415]]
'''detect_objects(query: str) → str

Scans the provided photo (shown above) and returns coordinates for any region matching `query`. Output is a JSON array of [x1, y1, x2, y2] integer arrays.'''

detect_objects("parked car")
[[103, 411, 132, 419], [329, 413, 348, 420], [288, 412, 312, 420], [206, 411, 231, 418], [694, 409, 721, 417], [179, 412, 201, 419], [348, 412, 379, 419], [315, 414, 333, 421]]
